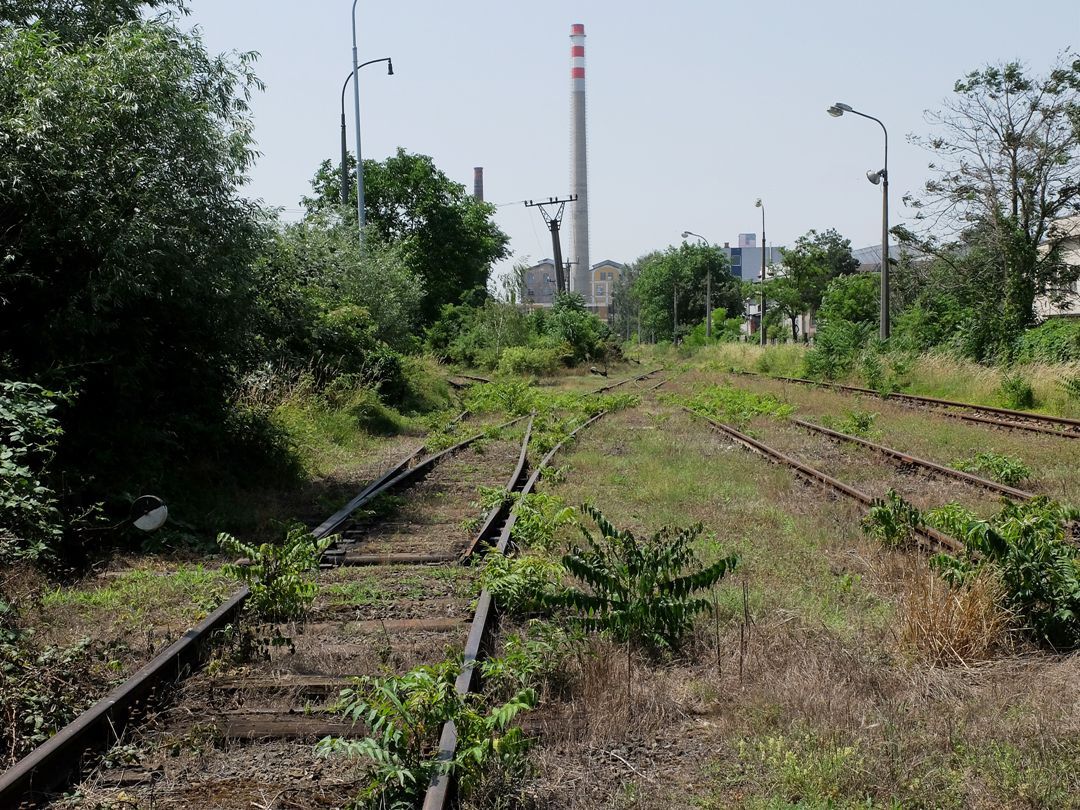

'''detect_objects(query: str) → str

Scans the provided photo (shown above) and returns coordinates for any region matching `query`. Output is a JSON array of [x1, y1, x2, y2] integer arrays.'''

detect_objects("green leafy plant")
[[0, 381, 66, 562], [218, 525, 333, 622], [998, 372, 1035, 409], [510, 492, 576, 552], [316, 660, 535, 808], [548, 505, 737, 652], [953, 452, 1032, 487], [930, 497, 1080, 648], [821, 408, 878, 438], [1058, 375, 1080, 401], [480, 553, 563, 614], [862, 489, 923, 547]]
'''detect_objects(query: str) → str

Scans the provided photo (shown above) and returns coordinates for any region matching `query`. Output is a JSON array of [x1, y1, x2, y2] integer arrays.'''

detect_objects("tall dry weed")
[[897, 561, 1013, 666]]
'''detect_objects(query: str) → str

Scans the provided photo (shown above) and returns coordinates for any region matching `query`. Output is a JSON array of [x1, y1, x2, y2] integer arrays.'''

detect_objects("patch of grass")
[[664, 384, 794, 425], [39, 565, 231, 622], [998, 372, 1036, 409], [820, 408, 878, 438]]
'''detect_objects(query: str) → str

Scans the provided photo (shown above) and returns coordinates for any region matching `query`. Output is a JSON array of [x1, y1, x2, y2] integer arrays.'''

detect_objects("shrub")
[[0, 381, 65, 563], [803, 320, 874, 380], [316, 660, 534, 807], [998, 372, 1035, 409], [218, 525, 332, 622], [666, 385, 793, 425], [953, 452, 1032, 487], [549, 505, 737, 652], [1015, 318, 1080, 363], [822, 408, 878, 438], [497, 345, 562, 376], [930, 497, 1080, 648], [862, 489, 923, 548], [480, 553, 564, 614], [510, 492, 576, 552]]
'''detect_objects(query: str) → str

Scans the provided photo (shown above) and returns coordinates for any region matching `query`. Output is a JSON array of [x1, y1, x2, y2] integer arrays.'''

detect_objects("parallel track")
[[686, 408, 963, 554], [729, 369, 1080, 440]]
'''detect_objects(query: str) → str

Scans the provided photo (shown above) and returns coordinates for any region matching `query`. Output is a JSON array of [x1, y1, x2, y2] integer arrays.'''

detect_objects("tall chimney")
[[473, 167, 484, 202], [569, 23, 590, 302]]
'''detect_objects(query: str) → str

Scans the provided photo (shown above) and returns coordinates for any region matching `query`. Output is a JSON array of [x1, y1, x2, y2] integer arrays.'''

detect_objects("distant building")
[[738, 233, 757, 248], [721, 241, 786, 284], [590, 259, 624, 321], [1035, 215, 1080, 320], [522, 259, 559, 307]]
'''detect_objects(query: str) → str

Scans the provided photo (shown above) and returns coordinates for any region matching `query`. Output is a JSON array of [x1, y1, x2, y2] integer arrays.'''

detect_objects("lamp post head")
[[387, 58, 394, 75], [866, 168, 885, 185], [681, 231, 691, 239], [827, 105, 843, 117], [755, 198, 762, 208]]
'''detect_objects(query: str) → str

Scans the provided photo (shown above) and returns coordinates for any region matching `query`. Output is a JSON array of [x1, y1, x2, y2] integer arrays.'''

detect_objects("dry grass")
[[896, 561, 1014, 666]]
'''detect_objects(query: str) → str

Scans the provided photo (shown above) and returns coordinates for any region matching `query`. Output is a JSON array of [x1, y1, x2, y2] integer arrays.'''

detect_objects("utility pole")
[[673, 286, 678, 343], [525, 196, 577, 294]]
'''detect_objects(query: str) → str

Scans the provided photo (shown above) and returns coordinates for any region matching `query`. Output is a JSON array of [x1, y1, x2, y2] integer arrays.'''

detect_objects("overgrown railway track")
[[1, 368, 670, 808], [1, 414, 531, 806], [729, 369, 1080, 440], [685, 408, 964, 553]]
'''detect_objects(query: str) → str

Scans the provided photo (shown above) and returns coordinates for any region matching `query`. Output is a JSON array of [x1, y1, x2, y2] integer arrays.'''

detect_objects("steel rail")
[[422, 410, 609, 809], [790, 417, 1037, 501], [0, 415, 523, 805], [685, 408, 963, 554], [728, 370, 1080, 439], [592, 367, 662, 394]]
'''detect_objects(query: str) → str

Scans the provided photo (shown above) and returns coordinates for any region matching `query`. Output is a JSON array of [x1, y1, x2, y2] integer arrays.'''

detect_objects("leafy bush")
[[0, 382, 66, 562], [510, 492, 576, 552], [218, 525, 332, 622], [497, 345, 562, 376], [862, 489, 923, 548], [316, 660, 534, 808], [998, 372, 1035, 409], [821, 408, 878, 438], [803, 320, 874, 379], [930, 498, 1080, 648], [1060, 375, 1080, 401], [480, 554, 564, 614], [953, 452, 1032, 486], [1014, 318, 1080, 363], [548, 505, 737, 652]]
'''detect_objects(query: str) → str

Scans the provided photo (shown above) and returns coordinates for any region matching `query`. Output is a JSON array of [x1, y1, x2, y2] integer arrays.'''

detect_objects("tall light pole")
[[340, 58, 392, 205], [350, 0, 365, 242], [681, 230, 712, 339], [755, 199, 767, 345], [828, 102, 890, 340]]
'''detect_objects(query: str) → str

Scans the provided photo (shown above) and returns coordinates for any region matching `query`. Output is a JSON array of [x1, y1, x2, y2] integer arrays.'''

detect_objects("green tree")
[[303, 150, 510, 323], [632, 243, 739, 342], [767, 229, 860, 340], [0, 0, 183, 43], [0, 18, 267, 507], [818, 274, 880, 327], [901, 55, 1080, 341]]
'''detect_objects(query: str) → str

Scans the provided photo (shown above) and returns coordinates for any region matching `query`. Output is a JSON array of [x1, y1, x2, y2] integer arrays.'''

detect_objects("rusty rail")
[[790, 417, 1037, 501], [686, 408, 963, 554], [729, 369, 1080, 439], [0, 416, 525, 805], [422, 410, 609, 809]]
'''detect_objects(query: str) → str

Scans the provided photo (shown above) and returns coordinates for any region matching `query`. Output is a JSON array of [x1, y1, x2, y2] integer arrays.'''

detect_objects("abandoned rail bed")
[[1, 370, 670, 809]]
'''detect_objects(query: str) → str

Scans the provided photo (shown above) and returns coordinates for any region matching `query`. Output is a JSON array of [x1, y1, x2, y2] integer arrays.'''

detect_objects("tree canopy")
[[767, 228, 860, 339], [901, 54, 1080, 342], [632, 244, 741, 342], [304, 149, 510, 323]]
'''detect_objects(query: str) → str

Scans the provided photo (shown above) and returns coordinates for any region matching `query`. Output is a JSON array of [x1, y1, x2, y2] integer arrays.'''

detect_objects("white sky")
[[185, 1, 1080, 279]]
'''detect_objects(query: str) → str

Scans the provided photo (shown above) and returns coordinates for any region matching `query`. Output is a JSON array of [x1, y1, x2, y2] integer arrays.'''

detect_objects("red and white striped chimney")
[[569, 23, 590, 301]]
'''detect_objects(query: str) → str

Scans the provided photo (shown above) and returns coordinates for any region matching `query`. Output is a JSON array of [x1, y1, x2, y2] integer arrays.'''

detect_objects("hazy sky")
[[185, 1, 1079, 279]]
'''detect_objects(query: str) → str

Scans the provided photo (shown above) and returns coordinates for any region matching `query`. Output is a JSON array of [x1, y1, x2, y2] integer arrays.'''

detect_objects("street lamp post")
[[827, 102, 890, 340], [350, 0, 367, 242], [681, 230, 712, 339], [755, 199, 766, 345], [340, 58, 393, 206]]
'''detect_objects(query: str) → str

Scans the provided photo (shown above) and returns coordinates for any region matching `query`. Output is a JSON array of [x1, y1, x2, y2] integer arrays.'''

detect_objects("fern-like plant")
[[218, 525, 332, 622], [316, 660, 535, 808], [548, 505, 737, 652], [862, 489, 923, 547]]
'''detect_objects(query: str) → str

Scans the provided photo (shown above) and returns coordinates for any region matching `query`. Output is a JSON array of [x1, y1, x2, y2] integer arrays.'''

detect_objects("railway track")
[[685, 408, 963, 554], [729, 369, 1080, 440], [2, 415, 532, 807]]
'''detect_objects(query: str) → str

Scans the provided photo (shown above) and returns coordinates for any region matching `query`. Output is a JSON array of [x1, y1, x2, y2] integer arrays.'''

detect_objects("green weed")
[[953, 451, 1032, 486], [998, 373, 1036, 409], [861, 489, 923, 548], [821, 408, 878, 438], [665, 385, 794, 425]]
